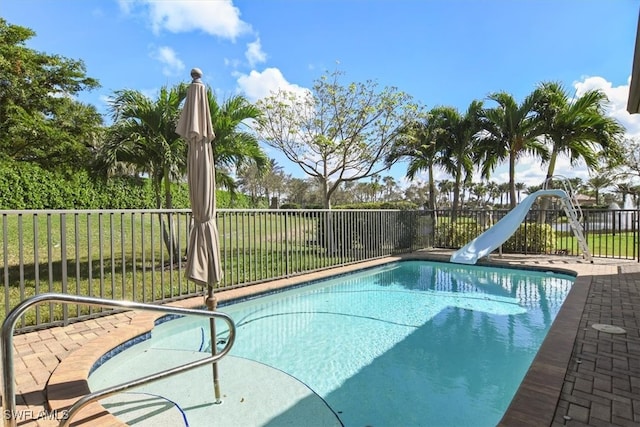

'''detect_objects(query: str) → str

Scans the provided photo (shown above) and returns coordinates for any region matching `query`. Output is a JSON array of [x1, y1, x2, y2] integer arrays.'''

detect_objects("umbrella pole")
[[206, 286, 222, 404]]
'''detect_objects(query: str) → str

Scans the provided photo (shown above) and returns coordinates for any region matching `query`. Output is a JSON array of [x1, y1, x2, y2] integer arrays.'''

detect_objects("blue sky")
[[3, 0, 640, 189]]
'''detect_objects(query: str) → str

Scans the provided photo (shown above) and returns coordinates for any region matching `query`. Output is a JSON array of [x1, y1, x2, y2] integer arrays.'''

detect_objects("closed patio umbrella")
[[176, 67, 224, 403]]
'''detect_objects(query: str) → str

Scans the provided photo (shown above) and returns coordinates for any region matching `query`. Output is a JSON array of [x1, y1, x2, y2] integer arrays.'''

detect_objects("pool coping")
[[46, 253, 593, 426]]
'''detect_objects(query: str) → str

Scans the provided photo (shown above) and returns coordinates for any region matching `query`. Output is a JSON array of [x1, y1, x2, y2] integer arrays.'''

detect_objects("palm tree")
[[97, 84, 188, 262], [470, 182, 488, 207], [534, 82, 624, 217], [262, 159, 285, 207], [476, 91, 548, 208], [586, 174, 613, 206], [515, 182, 526, 203], [236, 162, 263, 205], [536, 82, 624, 180], [207, 93, 267, 192], [387, 110, 445, 211], [431, 101, 483, 220], [98, 84, 188, 209], [616, 182, 633, 208], [438, 179, 454, 207], [485, 180, 500, 205]]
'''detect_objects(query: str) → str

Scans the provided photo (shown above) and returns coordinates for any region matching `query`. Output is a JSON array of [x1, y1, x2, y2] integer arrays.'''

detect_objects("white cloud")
[[120, 0, 251, 40], [235, 67, 309, 102], [573, 76, 640, 139], [246, 38, 267, 68], [151, 46, 185, 77]]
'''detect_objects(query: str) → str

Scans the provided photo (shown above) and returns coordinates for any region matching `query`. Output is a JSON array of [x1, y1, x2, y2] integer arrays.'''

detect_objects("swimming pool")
[[88, 260, 574, 426]]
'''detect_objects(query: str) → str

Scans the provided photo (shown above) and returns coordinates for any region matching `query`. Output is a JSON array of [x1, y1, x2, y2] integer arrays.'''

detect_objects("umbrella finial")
[[191, 68, 203, 83]]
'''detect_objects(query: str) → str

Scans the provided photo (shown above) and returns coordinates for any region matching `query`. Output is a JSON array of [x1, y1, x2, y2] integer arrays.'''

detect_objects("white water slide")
[[450, 189, 592, 265]]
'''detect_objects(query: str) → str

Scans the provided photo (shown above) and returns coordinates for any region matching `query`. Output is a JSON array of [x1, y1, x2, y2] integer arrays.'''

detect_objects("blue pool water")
[[89, 260, 574, 426]]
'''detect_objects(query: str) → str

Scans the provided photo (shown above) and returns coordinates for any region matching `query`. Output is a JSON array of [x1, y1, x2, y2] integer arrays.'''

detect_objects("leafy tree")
[[476, 91, 548, 208], [262, 159, 285, 207], [403, 181, 430, 208], [382, 176, 400, 200], [257, 69, 416, 208], [284, 177, 311, 206], [612, 138, 640, 184], [0, 19, 102, 173], [236, 161, 264, 206], [585, 173, 613, 205]]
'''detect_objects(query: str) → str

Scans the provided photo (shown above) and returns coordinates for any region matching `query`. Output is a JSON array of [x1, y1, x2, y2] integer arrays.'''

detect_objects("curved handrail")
[[1, 293, 236, 427]]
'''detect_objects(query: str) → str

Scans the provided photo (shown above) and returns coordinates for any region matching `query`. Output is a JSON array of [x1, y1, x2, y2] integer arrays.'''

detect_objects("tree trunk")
[[509, 152, 517, 209], [538, 150, 558, 224], [162, 174, 181, 264]]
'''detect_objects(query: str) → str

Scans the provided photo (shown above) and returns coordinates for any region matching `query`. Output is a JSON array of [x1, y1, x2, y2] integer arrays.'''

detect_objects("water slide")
[[450, 189, 570, 265]]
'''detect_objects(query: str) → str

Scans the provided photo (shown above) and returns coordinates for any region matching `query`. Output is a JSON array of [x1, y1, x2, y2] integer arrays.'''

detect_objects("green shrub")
[[502, 222, 555, 254], [0, 160, 244, 210], [434, 217, 481, 248]]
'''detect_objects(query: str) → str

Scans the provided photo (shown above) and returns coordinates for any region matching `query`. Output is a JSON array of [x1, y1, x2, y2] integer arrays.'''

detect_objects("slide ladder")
[[544, 176, 592, 262]]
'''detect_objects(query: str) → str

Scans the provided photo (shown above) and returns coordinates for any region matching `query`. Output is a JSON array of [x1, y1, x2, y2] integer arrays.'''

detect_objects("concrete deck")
[[1, 251, 639, 426]]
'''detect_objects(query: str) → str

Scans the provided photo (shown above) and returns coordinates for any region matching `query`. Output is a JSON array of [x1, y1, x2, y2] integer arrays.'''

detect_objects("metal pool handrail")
[[1, 293, 236, 427]]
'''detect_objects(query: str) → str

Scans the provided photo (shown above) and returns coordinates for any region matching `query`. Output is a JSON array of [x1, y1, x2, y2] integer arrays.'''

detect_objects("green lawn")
[[1, 211, 345, 327]]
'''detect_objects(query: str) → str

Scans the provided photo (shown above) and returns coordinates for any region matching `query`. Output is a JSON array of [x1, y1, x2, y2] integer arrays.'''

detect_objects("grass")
[[1, 211, 355, 328], [556, 231, 638, 258]]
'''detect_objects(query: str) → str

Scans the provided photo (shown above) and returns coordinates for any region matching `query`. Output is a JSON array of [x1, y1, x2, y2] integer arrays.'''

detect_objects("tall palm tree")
[[388, 110, 446, 211], [97, 84, 189, 262], [534, 82, 624, 216], [536, 82, 624, 180], [431, 100, 484, 220], [476, 91, 548, 208]]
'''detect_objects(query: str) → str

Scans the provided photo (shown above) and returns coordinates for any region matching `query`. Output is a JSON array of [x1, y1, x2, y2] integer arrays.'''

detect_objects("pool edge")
[[498, 273, 590, 426]]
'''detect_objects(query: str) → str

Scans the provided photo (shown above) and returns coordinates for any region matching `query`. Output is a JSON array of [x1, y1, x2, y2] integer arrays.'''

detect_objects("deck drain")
[[592, 324, 626, 334]]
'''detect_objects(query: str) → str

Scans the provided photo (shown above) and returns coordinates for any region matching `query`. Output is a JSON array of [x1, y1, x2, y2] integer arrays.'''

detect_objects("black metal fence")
[[2, 206, 637, 332]]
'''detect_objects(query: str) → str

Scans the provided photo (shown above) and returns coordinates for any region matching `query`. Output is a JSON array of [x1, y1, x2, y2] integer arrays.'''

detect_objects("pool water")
[[89, 260, 574, 426]]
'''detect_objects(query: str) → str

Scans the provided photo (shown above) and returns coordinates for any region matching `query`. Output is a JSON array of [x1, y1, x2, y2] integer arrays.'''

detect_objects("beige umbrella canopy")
[[176, 67, 224, 403], [176, 68, 223, 287]]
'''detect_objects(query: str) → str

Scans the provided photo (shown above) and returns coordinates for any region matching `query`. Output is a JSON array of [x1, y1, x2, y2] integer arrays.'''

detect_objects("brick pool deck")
[[1, 251, 640, 426]]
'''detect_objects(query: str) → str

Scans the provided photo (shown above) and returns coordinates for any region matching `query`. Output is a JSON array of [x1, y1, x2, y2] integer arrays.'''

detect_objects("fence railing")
[[2, 208, 428, 332], [2, 206, 637, 332]]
